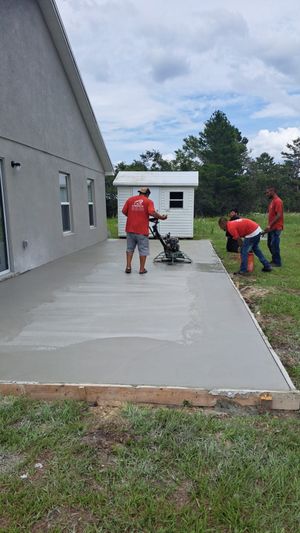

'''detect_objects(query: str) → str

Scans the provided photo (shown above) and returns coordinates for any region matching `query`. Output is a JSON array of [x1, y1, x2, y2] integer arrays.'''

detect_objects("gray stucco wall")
[[0, 0, 102, 168], [0, 0, 109, 274], [0, 141, 107, 274]]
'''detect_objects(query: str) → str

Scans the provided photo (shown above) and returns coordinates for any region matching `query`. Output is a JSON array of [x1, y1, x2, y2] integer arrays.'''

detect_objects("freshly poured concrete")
[[0, 240, 293, 391]]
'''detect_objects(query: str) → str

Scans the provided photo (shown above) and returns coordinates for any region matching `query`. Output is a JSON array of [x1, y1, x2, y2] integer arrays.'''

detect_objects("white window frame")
[[169, 191, 184, 209], [87, 178, 96, 228], [59, 172, 72, 234]]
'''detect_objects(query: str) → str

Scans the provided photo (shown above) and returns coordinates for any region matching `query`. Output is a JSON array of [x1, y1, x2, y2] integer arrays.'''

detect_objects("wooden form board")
[[0, 382, 299, 411]]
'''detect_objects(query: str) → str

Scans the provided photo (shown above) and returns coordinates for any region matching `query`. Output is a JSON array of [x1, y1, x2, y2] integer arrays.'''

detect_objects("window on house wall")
[[59, 172, 72, 232], [87, 179, 96, 227], [169, 191, 184, 208]]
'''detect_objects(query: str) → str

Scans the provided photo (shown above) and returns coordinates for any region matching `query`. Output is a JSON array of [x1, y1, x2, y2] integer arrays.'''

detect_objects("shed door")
[[0, 162, 9, 273], [133, 187, 160, 211]]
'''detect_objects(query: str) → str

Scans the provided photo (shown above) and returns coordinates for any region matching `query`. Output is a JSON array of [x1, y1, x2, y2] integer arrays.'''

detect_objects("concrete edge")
[[0, 382, 299, 411]]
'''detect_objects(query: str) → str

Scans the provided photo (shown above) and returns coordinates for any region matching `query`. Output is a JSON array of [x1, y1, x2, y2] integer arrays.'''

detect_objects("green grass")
[[1, 397, 300, 532], [107, 217, 118, 239]]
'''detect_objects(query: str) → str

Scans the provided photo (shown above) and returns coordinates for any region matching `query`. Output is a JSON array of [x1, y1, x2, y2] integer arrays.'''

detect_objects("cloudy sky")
[[55, 0, 300, 165]]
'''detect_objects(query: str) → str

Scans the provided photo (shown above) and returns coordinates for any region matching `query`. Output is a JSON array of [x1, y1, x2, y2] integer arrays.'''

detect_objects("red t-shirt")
[[226, 218, 260, 239], [268, 196, 284, 230], [122, 195, 155, 235]]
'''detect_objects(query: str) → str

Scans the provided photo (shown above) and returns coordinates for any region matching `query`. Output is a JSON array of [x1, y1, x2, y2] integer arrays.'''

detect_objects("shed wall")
[[160, 188, 194, 238], [117, 187, 132, 236], [117, 187, 195, 238]]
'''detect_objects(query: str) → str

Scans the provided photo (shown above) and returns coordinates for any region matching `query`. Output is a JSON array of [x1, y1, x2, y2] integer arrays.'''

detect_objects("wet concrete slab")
[[0, 239, 293, 391]]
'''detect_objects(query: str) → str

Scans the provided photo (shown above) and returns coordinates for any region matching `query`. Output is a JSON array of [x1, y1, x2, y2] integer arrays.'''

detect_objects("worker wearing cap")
[[122, 187, 167, 274]]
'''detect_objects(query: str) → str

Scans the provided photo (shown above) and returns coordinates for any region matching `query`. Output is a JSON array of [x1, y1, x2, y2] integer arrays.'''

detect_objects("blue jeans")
[[240, 234, 271, 272], [267, 230, 282, 266]]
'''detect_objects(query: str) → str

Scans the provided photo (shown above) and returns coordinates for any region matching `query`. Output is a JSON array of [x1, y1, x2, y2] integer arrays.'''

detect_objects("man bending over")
[[219, 217, 272, 276]]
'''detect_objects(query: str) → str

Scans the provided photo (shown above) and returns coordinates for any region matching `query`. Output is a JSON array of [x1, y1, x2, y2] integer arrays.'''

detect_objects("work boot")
[[261, 266, 272, 272]]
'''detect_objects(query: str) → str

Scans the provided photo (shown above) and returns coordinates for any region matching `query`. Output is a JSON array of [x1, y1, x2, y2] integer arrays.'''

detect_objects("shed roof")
[[113, 171, 199, 187], [37, 0, 114, 175]]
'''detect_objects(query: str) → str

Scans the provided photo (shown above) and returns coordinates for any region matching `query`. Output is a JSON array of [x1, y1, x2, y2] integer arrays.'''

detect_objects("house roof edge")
[[37, 0, 114, 175]]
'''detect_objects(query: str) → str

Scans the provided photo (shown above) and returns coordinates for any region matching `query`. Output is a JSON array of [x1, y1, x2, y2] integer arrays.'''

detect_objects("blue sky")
[[56, 0, 300, 165]]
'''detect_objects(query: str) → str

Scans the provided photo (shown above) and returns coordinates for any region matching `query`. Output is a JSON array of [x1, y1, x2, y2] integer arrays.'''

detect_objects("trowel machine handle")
[[149, 217, 159, 237], [149, 217, 167, 249]]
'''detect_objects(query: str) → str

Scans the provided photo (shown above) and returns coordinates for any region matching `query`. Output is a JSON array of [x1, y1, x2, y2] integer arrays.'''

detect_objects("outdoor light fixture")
[[11, 161, 21, 170]]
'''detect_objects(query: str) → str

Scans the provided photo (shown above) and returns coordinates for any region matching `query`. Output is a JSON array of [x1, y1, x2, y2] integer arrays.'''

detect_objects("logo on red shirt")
[[132, 199, 145, 210]]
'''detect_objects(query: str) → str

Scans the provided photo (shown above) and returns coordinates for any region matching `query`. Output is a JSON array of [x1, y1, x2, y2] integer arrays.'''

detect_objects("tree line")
[[106, 110, 300, 217]]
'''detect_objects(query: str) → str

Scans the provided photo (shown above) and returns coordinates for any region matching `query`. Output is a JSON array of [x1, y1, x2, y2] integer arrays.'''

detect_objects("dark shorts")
[[126, 233, 149, 256]]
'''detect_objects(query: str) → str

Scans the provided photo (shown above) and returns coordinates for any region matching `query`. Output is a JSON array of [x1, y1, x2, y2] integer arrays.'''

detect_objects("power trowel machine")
[[149, 217, 192, 264]]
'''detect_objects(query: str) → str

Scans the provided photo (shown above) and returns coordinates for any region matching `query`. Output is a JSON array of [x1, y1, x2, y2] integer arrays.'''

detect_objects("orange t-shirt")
[[122, 195, 155, 235], [226, 218, 260, 239], [268, 196, 284, 230]]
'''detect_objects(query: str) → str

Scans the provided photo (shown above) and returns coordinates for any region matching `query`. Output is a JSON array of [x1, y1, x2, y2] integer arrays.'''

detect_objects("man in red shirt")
[[264, 187, 284, 267], [122, 187, 167, 274], [219, 217, 272, 275]]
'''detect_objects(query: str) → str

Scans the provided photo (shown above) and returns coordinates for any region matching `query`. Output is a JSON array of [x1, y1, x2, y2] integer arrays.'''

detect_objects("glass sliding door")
[[0, 162, 9, 273]]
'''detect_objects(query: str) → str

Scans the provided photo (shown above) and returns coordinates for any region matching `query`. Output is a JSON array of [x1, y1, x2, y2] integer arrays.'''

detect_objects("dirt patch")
[[31, 506, 98, 532], [236, 286, 300, 370], [30, 450, 54, 482], [0, 518, 11, 530], [239, 285, 272, 304], [170, 480, 194, 509], [276, 350, 299, 368], [82, 425, 135, 451], [88, 404, 125, 423], [0, 452, 23, 474], [257, 315, 300, 353], [81, 405, 136, 467]]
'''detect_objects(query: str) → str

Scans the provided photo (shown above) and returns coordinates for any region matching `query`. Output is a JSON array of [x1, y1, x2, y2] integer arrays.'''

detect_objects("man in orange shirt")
[[219, 217, 272, 275], [264, 187, 284, 267], [122, 187, 167, 274]]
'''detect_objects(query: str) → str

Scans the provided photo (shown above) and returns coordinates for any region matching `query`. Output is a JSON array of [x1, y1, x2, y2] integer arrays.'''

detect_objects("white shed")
[[113, 171, 199, 238]]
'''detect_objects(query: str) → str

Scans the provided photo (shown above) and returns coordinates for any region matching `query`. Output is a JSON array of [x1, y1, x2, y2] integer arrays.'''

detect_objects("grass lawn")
[[0, 215, 299, 532], [108, 213, 300, 389], [1, 397, 300, 532]]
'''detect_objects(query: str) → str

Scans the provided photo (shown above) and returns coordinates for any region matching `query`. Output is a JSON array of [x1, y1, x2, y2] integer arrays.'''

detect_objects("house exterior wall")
[[0, 0, 109, 275], [117, 187, 195, 238], [0, 140, 107, 274]]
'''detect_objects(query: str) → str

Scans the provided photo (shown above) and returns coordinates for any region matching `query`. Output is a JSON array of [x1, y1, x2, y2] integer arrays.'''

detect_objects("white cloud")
[[162, 153, 176, 161], [249, 127, 300, 160], [55, 0, 300, 163]]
